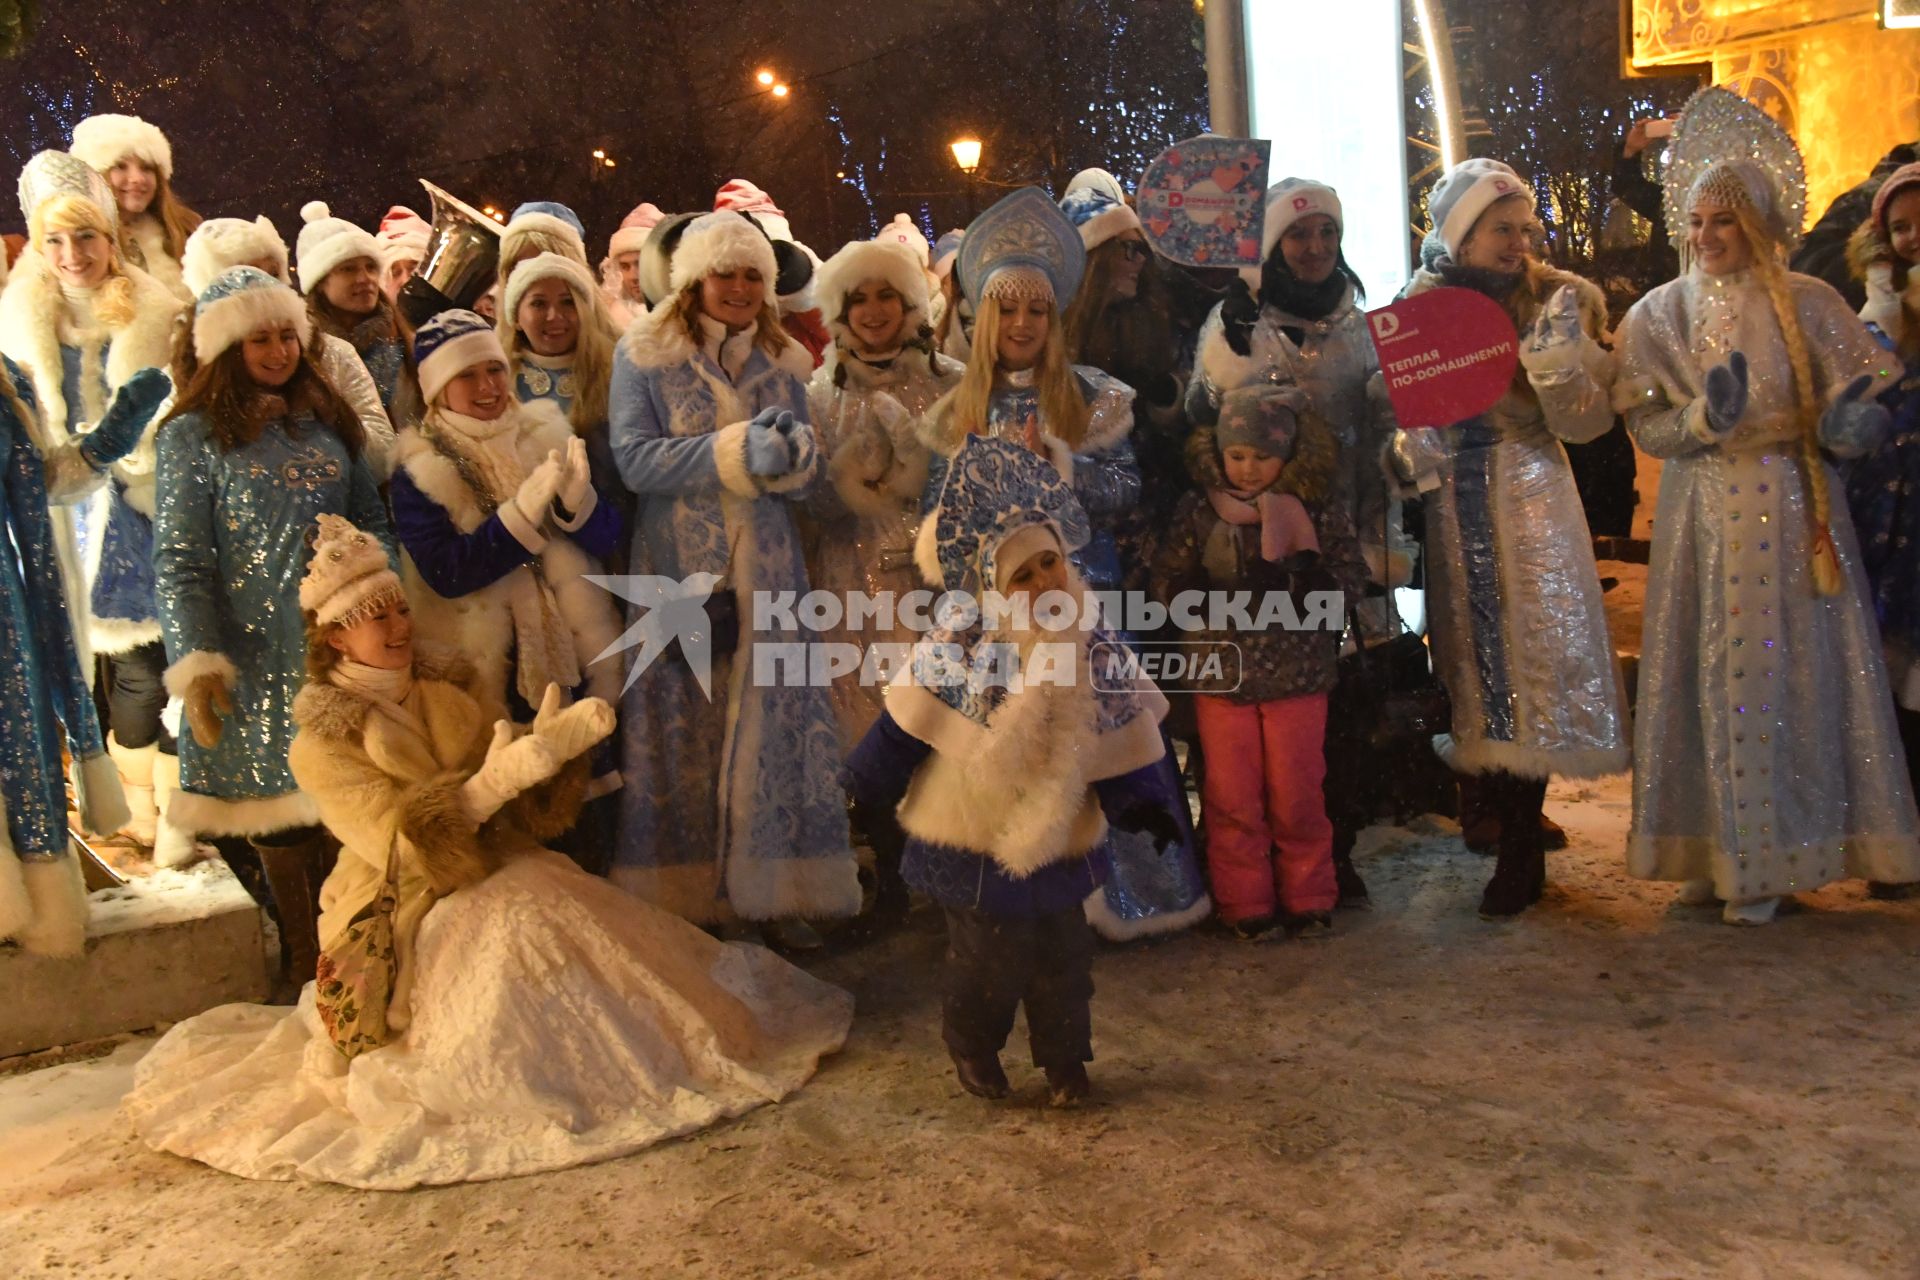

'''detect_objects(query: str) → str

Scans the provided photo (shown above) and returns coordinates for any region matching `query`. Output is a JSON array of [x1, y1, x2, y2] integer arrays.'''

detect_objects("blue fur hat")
[[192, 266, 310, 363], [412, 308, 506, 405], [958, 188, 1086, 309], [509, 201, 586, 241], [914, 435, 1090, 597]]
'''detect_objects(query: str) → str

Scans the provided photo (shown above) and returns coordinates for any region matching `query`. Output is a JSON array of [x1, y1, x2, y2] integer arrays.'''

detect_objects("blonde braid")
[[1737, 204, 1843, 596]]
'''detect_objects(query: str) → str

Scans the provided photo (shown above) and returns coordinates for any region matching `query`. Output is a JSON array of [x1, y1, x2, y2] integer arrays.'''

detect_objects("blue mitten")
[[1703, 351, 1748, 435], [1820, 374, 1891, 459], [81, 367, 171, 469], [744, 419, 793, 476]]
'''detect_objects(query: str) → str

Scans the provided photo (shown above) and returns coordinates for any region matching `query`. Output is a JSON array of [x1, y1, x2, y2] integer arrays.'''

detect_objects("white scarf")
[[331, 659, 427, 739]]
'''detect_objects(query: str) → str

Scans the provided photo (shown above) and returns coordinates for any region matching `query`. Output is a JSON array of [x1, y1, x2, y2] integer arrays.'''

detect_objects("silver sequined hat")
[[1662, 86, 1807, 254], [17, 149, 119, 232]]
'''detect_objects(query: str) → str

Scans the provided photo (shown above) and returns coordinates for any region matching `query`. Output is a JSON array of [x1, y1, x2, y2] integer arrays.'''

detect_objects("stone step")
[[1, 859, 269, 1059]]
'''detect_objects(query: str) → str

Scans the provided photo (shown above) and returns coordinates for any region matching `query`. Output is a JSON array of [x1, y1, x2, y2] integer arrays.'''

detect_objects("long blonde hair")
[[946, 296, 1090, 446], [1731, 201, 1843, 595], [31, 194, 137, 327], [499, 273, 617, 432]]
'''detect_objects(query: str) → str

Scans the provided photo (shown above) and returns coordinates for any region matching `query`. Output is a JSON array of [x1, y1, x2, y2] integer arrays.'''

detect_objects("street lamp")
[[951, 136, 983, 220], [771, 82, 790, 98], [756, 68, 775, 86]]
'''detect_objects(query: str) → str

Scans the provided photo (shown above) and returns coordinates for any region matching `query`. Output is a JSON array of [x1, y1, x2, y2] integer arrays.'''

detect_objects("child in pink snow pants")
[[1152, 386, 1367, 941]]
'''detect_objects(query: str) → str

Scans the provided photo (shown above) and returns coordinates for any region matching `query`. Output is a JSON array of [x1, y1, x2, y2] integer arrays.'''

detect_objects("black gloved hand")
[[1142, 371, 1180, 408], [1219, 278, 1259, 358]]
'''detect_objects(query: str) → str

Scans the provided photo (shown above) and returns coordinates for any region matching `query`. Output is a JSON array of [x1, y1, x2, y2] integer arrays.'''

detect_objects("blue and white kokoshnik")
[[957, 187, 1086, 306]]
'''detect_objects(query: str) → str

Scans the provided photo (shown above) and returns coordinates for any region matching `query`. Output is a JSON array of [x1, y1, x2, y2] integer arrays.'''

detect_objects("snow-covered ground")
[[5, 769, 1919, 1280]]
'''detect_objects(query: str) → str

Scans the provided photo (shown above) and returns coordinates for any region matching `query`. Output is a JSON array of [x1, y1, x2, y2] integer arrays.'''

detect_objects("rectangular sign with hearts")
[[1135, 136, 1270, 268], [1367, 287, 1520, 429]]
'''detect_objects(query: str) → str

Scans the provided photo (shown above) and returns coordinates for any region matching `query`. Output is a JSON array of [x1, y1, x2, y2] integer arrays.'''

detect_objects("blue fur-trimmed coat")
[[0, 250, 180, 662], [154, 405, 391, 838], [0, 356, 129, 957], [605, 305, 860, 924], [389, 399, 625, 718]]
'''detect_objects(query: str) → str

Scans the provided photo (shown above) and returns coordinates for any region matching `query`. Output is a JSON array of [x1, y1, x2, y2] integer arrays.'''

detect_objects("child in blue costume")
[[846, 436, 1183, 1107]]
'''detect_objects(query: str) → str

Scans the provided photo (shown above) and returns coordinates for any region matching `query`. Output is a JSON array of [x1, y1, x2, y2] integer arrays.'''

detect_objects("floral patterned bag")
[[313, 850, 399, 1060]]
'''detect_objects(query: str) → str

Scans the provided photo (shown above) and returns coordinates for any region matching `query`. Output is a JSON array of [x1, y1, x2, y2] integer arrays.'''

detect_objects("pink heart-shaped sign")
[[1366, 287, 1520, 429]]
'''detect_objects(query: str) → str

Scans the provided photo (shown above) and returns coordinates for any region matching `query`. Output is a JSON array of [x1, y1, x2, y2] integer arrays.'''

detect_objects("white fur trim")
[[670, 213, 777, 296], [608, 225, 650, 259], [618, 301, 698, 372], [501, 251, 600, 326], [828, 435, 914, 521], [993, 524, 1060, 592], [503, 212, 586, 256], [89, 614, 164, 655], [418, 328, 508, 407], [1198, 316, 1262, 399], [1434, 733, 1630, 782], [725, 850, 863, 922], [166, 788, 319, 839], [162, 650, 238, 699], [71, 113, 173, 179], [711, 419, 758, 498], [295, 205, 382, 295], [152, 813, 202, 869], [1039, 432, 1076, 485], [1077, 202, 1143, 251], [183, 215, 289, 296], [552, 482, 597, 531], [75, 749, 131, 841], [14, 853, 88, 957], [913, 505, 944, 587], [494, 494, 550, 554], [193, 285, 312, 363], [813, 240, 930, 333], [1684, 396, 1728, 448], [1084, 883, 1212, 942]]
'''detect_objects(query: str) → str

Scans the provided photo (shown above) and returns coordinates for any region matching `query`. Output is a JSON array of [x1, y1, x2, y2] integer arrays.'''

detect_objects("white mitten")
[[1862, 259, 1905, 344], [513, 453, 564, 526], [461, 720, 563, 823], [557, 436, 593, 514], [1518, 284, 1590, 384], [528, 683, 617, 763], [1388, 427, 1452, 492]]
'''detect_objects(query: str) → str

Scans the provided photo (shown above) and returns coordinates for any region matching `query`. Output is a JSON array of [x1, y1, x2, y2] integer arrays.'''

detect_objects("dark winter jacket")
[[1150, 416, 1366, 703]]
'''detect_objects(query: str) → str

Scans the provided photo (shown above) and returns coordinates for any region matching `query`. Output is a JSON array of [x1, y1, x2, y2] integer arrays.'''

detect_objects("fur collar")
[[619, 299, 815, 382], [395, 397, 575, 498], [292, 645, 478, 741], [1184, 402, 1337, 508], [0, 250, 180, 456], [1405, 260, 1609, 340]]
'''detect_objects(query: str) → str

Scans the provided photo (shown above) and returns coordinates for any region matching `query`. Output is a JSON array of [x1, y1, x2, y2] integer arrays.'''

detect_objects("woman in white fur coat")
[[607, 211, 861, 938], [803, 237, 961, 748], [181, 215, 397, 480], [124, 516, 852, 1189], [0, 150, 184, 858], [388, 309, 625, 862], [69, 113, 200, 303]]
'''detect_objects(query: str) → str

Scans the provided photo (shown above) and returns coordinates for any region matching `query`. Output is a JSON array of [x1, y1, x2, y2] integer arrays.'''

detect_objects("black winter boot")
[[254, 827, 337, 1001]]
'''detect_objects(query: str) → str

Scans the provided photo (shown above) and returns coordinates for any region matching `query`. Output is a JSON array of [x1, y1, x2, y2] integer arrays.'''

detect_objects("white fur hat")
[[1429, 159, 1534, 259], [669, 211, 777, 295], [70, 114, 173, 180], [300, 513, 404, 628], [1258, 178, 1343, 264], [183, 216, 290, 295], [502, 250, 601, 322], [192, 266, 311, 363], [294, 201, 382, 294], [1064, 168, 1128, 204], [814, 239, 931, 333]]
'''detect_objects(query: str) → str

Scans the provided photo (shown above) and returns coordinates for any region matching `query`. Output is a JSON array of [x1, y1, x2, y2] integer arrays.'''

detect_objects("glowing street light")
[[950, 137, 983, 173], [755, 68, 775, 86], [603, 157, 616, 169], [592, 148, 605, 159], [771, 82, 790, 98]]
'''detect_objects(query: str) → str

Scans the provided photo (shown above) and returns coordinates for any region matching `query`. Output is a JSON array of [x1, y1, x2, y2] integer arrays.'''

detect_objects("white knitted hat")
[[501, 250, 601, 324], [300, 514, 403, 628], [294, 201, 382, 294], [1429, 159, 1535, 259]]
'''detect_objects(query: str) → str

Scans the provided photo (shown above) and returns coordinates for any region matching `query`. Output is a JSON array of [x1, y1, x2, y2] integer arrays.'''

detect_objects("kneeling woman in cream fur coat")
[[123, 515, 853, 1190]]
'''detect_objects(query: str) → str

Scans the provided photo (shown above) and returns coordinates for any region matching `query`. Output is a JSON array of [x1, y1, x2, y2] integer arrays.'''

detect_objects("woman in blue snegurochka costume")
[[154, 267, 391, 987], [606, 210, 861, 945], [0, 150, 186, 865], [296, 203, 411, 417], [0, 347, 165, 959], [917, 187, 1209, 943]]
